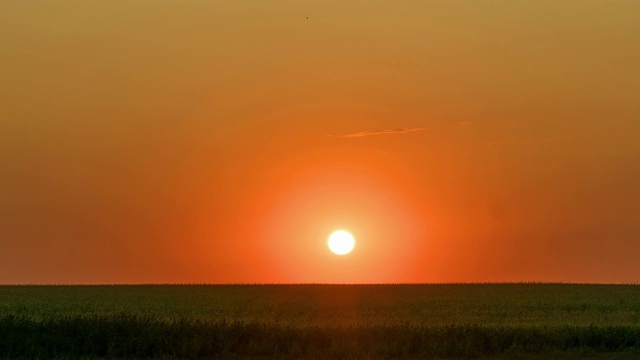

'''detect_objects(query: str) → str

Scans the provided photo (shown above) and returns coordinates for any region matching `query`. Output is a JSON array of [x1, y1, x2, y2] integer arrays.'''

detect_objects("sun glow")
[[328, 230, 355, 255]]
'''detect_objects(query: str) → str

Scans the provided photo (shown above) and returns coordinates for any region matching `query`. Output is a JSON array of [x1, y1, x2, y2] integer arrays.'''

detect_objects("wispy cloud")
[[327, 127, 426, 138]]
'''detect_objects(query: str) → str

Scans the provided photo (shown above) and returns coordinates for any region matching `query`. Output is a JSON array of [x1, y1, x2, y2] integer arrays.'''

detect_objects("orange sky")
[[1, 1, 639, 284]]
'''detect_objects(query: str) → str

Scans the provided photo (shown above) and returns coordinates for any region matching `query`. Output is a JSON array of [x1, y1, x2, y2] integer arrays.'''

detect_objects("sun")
[[328, 230, 355, 255]]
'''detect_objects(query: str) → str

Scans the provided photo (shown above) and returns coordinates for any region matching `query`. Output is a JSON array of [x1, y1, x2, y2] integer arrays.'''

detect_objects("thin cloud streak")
[[327, 127, 426, 138]]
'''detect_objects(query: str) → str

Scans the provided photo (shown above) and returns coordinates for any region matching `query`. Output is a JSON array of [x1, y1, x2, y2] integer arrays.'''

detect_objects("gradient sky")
[[1, 1, 639, 284]]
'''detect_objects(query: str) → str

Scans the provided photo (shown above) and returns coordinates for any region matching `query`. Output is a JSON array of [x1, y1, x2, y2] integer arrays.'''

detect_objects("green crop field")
[[1, 284, 640, 359]]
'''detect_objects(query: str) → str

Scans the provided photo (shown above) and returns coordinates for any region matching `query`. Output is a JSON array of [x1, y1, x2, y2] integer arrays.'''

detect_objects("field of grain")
[[1, 284, 639, 358]]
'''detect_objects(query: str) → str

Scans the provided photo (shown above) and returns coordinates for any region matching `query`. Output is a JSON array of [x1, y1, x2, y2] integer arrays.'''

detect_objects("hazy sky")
[[1, 1, 639, 284]]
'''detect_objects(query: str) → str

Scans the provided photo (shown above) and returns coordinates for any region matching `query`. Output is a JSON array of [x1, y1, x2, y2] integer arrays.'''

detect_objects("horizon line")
[[1, 282, 639, 286]]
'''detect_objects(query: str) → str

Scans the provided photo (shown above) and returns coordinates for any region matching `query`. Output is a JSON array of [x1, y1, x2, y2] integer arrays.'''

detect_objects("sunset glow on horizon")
[[1, 1, 639, 284]]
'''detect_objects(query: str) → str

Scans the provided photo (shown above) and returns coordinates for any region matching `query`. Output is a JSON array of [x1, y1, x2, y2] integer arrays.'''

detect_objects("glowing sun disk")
[[328, 230, 355, 255]]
